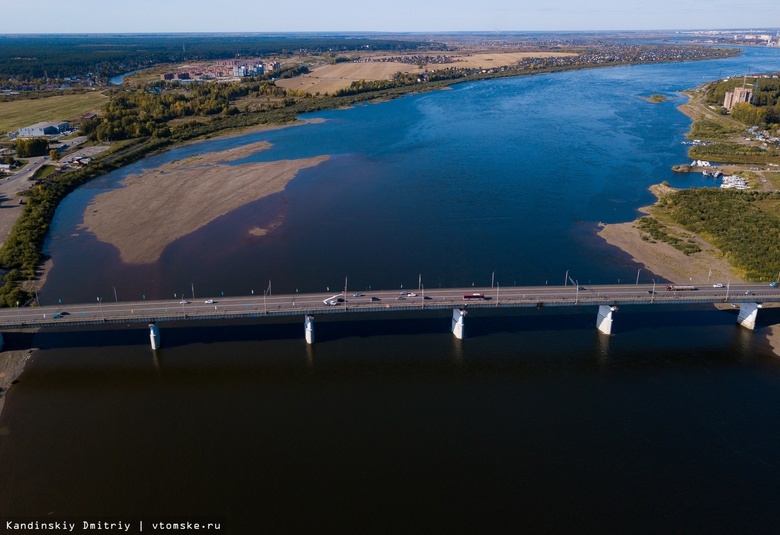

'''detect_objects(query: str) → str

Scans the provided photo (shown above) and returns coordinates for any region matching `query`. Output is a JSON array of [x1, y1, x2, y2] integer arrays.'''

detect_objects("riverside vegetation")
[[636, 76, 780, 282], [0, 39, 740, 306]]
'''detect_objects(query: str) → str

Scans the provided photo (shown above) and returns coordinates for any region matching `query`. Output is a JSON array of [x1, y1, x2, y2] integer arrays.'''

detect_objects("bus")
[[463, 293, 485, 300]]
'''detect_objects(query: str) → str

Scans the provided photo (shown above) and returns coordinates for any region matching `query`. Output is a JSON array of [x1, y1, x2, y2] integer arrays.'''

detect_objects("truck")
[[665, 285, 697, 291], [463, 293, 485, 300], [323, 294, 345, 305]]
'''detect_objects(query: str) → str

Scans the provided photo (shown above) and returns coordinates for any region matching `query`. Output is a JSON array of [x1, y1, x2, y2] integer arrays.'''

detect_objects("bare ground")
[[82, 141, 328, 264], [0, 348, 34, 422], [275, 51, 576, 95], [598, 184, 744, 286]]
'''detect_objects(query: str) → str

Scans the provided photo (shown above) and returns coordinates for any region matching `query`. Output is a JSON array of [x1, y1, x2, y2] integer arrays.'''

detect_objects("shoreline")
[[82, 141, 329, 264], [0, 347, 34, 422], [598, 184, 745, 286]]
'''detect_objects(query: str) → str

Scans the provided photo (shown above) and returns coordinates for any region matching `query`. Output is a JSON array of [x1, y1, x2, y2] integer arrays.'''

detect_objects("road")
[[1, 283, 779, 329]]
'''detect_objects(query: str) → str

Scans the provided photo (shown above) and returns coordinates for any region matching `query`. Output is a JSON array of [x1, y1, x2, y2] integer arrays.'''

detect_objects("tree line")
[[0, 35, 442, 85]]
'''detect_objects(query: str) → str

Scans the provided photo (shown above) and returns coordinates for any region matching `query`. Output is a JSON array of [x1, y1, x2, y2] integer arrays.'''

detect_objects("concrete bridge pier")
[[305, 315, 315, 345], [451, 308, 467, 340], [737, 303, 760, 330], [149, 322, 161, 350], [597, 305, 617, 335]]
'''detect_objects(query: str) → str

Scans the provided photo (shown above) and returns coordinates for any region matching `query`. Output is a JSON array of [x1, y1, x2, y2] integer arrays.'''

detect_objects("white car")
[[713, 283, 723, 288], [407, 292, 418, 297], [205, 299, 215, 304], [179, 299, 189, 304]]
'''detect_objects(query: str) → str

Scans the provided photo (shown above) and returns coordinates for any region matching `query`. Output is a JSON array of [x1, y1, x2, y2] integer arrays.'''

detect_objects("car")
[[407, 292, 418, 297], [745, 291, 755, 295], [353, 292, 363, 297], [59, 311, 70, 315], [713, 283, 724, 288], [179, 299, 189, 304], [647, 290, 655, 294], [771, 282, 778, 288], [396, 296, 406, 300], [370, 296, 381, 301], [399, 291, 409, 296], [51, 313, 61, 319], [204, 299, 215, 304]]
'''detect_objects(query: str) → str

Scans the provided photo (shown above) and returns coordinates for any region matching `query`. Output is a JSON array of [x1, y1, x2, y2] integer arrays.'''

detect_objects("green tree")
[[14, 138, 49, 157]]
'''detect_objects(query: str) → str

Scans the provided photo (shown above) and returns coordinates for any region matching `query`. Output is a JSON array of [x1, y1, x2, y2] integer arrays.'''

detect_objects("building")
[[724, 86, 752, 111], [17, 121, 69, 138]]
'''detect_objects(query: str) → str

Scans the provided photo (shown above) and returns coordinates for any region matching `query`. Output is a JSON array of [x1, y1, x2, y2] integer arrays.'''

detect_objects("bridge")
[[0, 282, 778, 349]]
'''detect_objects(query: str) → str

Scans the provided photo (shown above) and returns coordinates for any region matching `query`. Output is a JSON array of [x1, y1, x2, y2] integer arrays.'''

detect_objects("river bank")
[[0, 348, 33, 421]]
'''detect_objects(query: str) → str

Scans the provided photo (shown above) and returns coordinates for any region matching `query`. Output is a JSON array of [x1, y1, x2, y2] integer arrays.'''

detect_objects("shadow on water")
[[3, 303, 772, 352]]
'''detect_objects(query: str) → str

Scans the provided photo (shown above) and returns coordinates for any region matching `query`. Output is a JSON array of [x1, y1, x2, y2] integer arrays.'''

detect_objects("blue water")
[[3, 47, 780, 533], [41, 47, 780, 303]]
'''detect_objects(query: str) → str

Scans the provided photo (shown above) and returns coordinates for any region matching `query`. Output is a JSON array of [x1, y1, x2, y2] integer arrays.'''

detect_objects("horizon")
[[1, 28, 780, 37], [5, 0, 780, 35]]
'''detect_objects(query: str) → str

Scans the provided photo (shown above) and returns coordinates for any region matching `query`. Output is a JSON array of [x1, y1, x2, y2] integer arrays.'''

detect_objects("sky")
[[6, 0, 779, 34]]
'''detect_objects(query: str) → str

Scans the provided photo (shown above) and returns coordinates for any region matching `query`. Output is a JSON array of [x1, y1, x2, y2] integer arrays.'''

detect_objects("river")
[[2, 47, 780, 533]]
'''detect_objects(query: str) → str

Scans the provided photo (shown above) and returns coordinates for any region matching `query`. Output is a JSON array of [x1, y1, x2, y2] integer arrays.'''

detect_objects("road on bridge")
[[0, 282, 779, 329]]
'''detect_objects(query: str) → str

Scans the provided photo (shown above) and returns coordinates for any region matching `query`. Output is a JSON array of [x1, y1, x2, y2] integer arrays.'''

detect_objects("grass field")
[[275, 51, 577, 94], [0, 91, 108, 136]]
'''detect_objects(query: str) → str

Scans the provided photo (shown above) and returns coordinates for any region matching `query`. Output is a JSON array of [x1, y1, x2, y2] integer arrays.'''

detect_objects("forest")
[[653, 188, 780, 281], [0, 34, 442, 83]]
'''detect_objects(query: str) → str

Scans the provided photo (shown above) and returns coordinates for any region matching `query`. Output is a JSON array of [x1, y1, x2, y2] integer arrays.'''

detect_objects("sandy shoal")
[[0, 348, 34, 422], [598, 220, 744, 286], [598, 215, 780, 359], [83, 141, 328, 264]]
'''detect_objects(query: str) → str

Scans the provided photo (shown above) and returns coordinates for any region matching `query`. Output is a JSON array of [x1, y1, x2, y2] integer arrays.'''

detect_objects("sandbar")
[[0, 348, 33, 422], [597, 185, 744, 286], [83, 141, 328, 264]]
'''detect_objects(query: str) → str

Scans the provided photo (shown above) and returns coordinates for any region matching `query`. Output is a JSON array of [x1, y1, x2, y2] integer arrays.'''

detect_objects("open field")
[[275, 62, 425, 94], [276, 51, 576, 94], [448, 51, 575, 68], [0, 91, 108, 135]]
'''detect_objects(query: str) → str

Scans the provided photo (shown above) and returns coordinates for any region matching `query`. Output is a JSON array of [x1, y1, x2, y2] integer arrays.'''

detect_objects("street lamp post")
[[113, 286, 118, 303], [636, 269, 641, 285], [652, 280, 656, 303], [564, 270, 569, 287], [97, 297, 104, 321], [726, 279, 731, 300]]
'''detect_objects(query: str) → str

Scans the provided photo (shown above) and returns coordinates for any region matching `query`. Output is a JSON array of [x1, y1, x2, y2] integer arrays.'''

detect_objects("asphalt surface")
[[1, 283, 778, 328]]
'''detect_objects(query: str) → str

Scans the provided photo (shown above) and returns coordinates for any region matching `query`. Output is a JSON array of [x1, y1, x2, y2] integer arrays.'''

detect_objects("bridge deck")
[[1, 283, 778, 330]]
